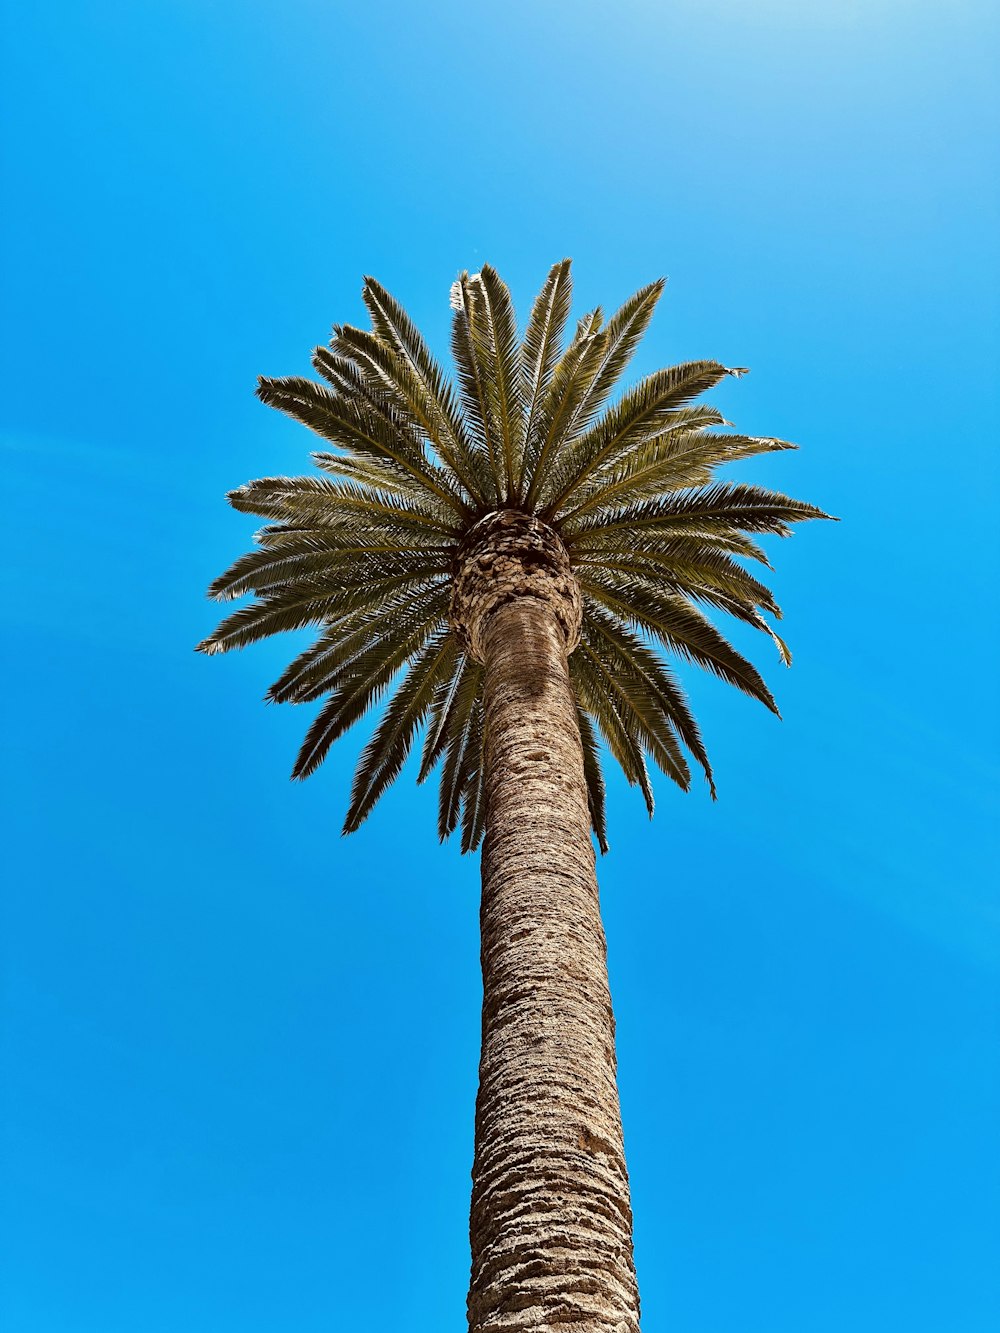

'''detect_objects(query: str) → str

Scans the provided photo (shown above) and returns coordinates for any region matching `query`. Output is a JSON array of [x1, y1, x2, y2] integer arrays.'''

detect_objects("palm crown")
[[198, 261, 830, 852]]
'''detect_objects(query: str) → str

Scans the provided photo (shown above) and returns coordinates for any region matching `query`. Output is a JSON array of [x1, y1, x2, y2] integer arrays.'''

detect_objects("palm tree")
[[198, 261, 831, 1333]]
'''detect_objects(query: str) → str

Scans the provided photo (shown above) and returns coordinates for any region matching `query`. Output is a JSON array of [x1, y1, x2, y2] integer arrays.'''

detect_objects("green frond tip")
[[199, 260, 832, 846]]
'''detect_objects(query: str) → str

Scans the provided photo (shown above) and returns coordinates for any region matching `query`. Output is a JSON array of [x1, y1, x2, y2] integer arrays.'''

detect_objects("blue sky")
[[2, 2, 998, 1329]]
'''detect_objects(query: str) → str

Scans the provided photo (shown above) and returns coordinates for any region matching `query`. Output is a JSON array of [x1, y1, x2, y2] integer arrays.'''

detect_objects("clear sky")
[[2, 2, 998, 1330]]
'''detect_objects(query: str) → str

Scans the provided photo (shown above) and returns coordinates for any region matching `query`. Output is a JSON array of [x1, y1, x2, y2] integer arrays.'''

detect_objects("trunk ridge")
[[467, 595, 640, 1333]]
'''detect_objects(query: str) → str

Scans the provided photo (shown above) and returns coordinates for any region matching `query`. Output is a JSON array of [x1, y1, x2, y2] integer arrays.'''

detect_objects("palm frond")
[[256, 374, 466, 515], [580, 547, 791, 665], [419, 652, 481, 783], [343, 633, 459, 832], [208, 532, 453, 603], [579, 576, 779, 714], [196, 586, 338, 656], [459, 710, 487, 853], [559, 429, 796, 526], [575, 522, 777, 568], [567, 482, 833, 545], [432, 663, 485, 841], [309, 446, 457, 510], [573, 542, 780, 617], [542, 362, 735, 518], [519, 259, 573, 495], [359, 276, 488, 502], [576, 704, 610, 853], [579, 616, 693, 793], [450, 272, 501, 505], [290, 604, 448, 779], [329, 324, 485, 512], [549, 280, 666, 464], [227, 473, 460, 539], [463, 266, 525, 503], [521, 324, 610, 509], [584, 605, 716, 796], [570, 645, 657, 813], [266, 583, 450, 704]]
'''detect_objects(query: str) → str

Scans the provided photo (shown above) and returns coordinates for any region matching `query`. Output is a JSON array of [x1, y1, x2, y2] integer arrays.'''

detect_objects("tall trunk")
[[466, 598, 640, 1333]]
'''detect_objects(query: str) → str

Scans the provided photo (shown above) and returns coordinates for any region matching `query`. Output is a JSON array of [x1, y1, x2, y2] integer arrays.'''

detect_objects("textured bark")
[[450, 510, 582, 665], [464, 558, 640, 1332]]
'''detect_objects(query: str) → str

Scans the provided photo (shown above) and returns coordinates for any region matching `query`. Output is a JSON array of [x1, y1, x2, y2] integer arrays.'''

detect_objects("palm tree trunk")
[[467, 597, 641, 1333]]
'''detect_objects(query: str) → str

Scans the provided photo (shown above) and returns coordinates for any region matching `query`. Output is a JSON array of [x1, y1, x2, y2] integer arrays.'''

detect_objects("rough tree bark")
[[452, 511, 641, 1333]]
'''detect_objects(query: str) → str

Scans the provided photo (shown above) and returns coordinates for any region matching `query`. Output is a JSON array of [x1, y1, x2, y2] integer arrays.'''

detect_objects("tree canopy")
[[198, 262, 831, 851]]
